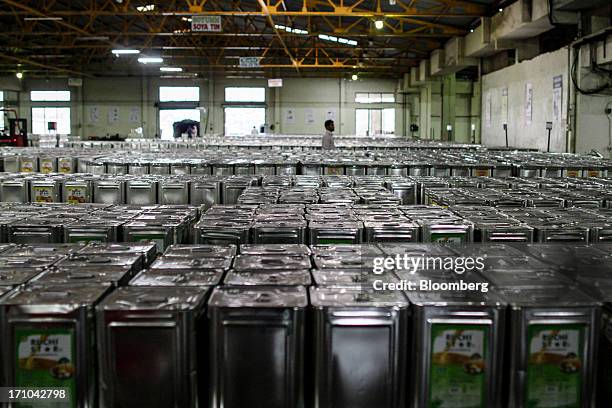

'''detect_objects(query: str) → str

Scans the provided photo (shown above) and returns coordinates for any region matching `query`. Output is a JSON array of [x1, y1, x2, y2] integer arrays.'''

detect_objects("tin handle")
[[255, 293, 272, 303]]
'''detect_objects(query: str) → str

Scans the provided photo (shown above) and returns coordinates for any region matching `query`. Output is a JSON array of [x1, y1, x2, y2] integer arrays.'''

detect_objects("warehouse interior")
[[0, 1, 611, 408]]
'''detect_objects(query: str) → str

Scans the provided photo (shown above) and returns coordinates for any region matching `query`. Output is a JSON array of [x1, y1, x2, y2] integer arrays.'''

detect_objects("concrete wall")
[[8, 76, 404, 138], [481, 47, 570, 151]]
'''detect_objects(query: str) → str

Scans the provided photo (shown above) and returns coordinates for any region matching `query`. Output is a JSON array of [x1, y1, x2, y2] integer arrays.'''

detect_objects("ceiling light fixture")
[[351, 74, 358, 81], [160, 67, 183, 72], [138, 56, 164, 64], [374, 19, 384, 30], [112, 49, 140, 55], [16, 72, 23, 79], [24, 17, 63, 21]]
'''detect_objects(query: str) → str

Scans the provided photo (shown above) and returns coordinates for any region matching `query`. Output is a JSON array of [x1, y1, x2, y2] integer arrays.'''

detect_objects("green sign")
[[429, 324, 488, 408], [526, 324, 584, 408], [14, 327, 76, 408]]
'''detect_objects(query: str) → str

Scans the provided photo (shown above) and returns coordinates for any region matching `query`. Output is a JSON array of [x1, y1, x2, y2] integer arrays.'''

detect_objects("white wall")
[[11, 76, 404, 137], [481, 47, 569, 151]]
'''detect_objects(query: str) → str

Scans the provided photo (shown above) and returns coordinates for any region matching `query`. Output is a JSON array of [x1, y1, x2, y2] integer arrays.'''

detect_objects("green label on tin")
[[317, 238, 355, 245], [429, 324, 488, 408], [14, 327, 76, 408], [527, 324, 584, 408], [66, 187, 88, 204], [430, 233, 465, 243]]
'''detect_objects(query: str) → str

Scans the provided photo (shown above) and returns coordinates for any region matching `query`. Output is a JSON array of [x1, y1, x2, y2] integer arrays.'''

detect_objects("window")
[[355, 108, 395, 136], [225, 87, 265, 103], [355, 92, 395, 104], [32, 107, 71, 135], [159, 109, 201, 140], [224, 107, 266, 136], [159, 86, 200, 102], [30, 91, 71, 102]]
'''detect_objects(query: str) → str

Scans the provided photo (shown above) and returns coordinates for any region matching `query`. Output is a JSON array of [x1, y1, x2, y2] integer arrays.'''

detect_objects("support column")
[[441, 74, 457, 141]]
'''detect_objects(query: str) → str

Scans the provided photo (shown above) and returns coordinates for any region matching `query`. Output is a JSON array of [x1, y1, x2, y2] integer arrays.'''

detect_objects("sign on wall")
[[239, 57, 261, 68], [129, 107, 141, 124], [268, 79, 283, 88], [88, 106, 100, 124], [284, 108, 296, 124], [191, 16, 222, 32], [108, 106, 120, 124], [525, 83, 533, 126], [304, 108, 315, 125]]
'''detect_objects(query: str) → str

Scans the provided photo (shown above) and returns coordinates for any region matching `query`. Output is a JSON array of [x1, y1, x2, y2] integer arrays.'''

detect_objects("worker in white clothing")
[[322, 119, 335, 149]]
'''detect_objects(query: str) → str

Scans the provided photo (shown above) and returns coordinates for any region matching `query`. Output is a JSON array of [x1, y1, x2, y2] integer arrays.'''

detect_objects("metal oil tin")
[[190, 179, 221, 208], [126, 179, 158, 205], [93, 180, 125, 204], [364, 221, 420, 243], [407, 290, 506, 408], [96, 286, 210, 408], [252, 220, 307, 244], [499, 286, 600, 408], [39, 156, 58, 174], [223, 270, 311, 286], [0, 268, 45, 287], [31, 266, 134, 287], [63, 179, 93, 204], [159, 179, 189, 205], [208, 286, 307, 408], [30, 179, 61, 203], [129, 268, 224, 286], [9, 218, 75, 244], [309, 221, 364, 245], [0, 284, 112, 408], [194, 220, 252, 246], [1, 179, 29, 203], [64, 218, 123, 244], [79, 242, 158, 268], [310, 287, 409, 408]]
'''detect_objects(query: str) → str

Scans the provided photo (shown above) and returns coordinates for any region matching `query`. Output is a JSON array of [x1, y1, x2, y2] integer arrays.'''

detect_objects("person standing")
[[322, 119, 335, 149]]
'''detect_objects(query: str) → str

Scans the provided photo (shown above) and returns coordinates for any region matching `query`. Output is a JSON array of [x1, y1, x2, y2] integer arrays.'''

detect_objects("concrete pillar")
[[441, 74, 457, 141]]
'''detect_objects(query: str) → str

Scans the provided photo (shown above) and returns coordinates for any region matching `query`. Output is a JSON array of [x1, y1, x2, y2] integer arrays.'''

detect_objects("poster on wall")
[[525, 83, 533, 126], [284, 108, 296, 124], [108, 107, 120, 124], [129, 107, 141, 124], [88, 106, 100, 124], [304, 108, 315, 125], [485, 92, 492, 128], [501, 88, 509, 126], [552, 75, 563, 123], [325, 109, 337, 121]]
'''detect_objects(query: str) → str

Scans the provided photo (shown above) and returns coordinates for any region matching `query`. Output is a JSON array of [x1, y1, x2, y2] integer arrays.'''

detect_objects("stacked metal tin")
[[0, 243, 610, 407]]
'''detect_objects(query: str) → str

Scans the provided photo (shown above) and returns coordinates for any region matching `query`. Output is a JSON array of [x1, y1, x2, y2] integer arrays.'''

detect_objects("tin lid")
[[151, 257, 233, 271], [234, 255, 311, 271], [224, 270, 312, 286], [0, 284, 112, 307], [79, 241, 157, 255], [163, 244, 237, 258], [498, 285, 599, 306], [481, 256, 555, 272], [31, 266, 133, 285], [312, 270, 399, 286], [129, 269, 224, 286], [239, 244, 311, 256], [311, 244, 383, 257], [57, 254, 143, 268], [0, 256, 61, 269], [377, 243, 458, 256], [450, 244, 527, 258], [310, 287, 408, 307], [208, 286, 308, 308], [2, 244, 84, 257], [0, 268, 45, 286], [313, 255, 378, 270], [482, 270, 573, 288], [98, 286, 210, 310]]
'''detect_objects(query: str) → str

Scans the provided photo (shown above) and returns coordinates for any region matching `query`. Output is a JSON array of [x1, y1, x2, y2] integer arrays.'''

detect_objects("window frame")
[[354, 92, 395, 104], [159, 86, 200, 102], [30, 90, 71, 102], [224, 87, 266, 103], [355, 107, 395, 136], [31, 106, 71, 135]]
